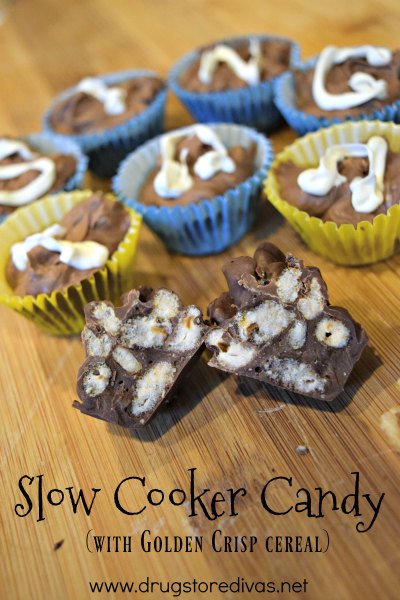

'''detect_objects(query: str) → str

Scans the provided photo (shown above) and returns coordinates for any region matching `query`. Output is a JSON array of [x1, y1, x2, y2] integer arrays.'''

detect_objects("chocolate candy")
[[294, 50, 400, 119], [206, 243, 368, 401], [74, 288, 209, 427], [49, 77, 165, 136], [6, 193, 130, 296], [139, 131, 257, 208], [179, 39, 292, 92], [275, 150, 400, 226], [0, 139, 77, 218]]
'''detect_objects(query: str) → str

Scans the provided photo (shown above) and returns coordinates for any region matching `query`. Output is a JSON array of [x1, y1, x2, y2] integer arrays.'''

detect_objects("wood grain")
[[1, 1, 400, 599]]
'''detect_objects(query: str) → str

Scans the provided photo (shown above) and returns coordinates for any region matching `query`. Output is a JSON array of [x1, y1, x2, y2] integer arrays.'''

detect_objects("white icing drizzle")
[[312, 45, 392, 111], [0, 139, 35, 161], [11, 224, 110, 272], [153, 125, 236, 199], [297, 136, 388, 213], [198, 39, 262, 86], [0, 139, 56, 207], [76, 77, 127, 115]]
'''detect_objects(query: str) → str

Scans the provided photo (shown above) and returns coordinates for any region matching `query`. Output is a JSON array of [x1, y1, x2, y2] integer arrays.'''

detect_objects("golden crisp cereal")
[[380, 407, 400, 453]]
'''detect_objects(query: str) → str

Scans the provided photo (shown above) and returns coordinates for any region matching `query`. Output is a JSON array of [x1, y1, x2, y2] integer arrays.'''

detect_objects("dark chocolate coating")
[[49, 76, 165, 135], [206, 243, 368, 401], [6, 193, 130, 296], [180, 39, 292, 92], [295, 50, 400, 118], [74, 288, 209, 428], [275, 151, 400, 225], [0, 138, 77, 217]]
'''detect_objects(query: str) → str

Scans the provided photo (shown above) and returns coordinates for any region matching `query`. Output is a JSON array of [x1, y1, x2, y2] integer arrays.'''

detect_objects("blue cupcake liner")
[[169, 34, 301, 133], [274, 56, 400, 136], [112, 123, 274, 256], [42, 69, 167, 178], [0, 132, 87, 225]]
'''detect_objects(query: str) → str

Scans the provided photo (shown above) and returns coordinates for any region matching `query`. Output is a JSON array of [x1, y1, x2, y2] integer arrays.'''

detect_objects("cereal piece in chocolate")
[[206, 243, 368, 401], [380, 406, 400, 453], [74, 288, 209, 427]]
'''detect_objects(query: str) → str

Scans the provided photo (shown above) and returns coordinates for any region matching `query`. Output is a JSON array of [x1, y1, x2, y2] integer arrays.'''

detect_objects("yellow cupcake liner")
[[265, 120, 400, 265], [0, 190, 142, 335]]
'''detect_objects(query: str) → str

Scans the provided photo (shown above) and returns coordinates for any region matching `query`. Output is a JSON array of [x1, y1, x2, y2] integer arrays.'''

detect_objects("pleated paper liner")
[[265, 120, 400, 265], [0, 190, 142, 335], [113, 123, 274, 255]]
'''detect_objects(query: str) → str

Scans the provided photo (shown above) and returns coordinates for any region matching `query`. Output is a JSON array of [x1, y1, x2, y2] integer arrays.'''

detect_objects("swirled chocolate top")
[[6, 193, 130, 296], [0, 137, 77, 217], [295, 49, 400, 118], [180, 38, 292, 92], [275, 139, 400, 225], [48, 76, 165, 135], [139, 125, 257, 207]]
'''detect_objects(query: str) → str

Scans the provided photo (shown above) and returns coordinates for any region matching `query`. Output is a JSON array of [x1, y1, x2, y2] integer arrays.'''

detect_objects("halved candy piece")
[[206, 243, 368, 401], [74, 288, 209, 427]]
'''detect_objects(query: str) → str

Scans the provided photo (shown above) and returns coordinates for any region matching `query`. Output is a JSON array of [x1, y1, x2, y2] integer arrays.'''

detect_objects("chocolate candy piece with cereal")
[[74, 288, 209, 427], [206, 243, 368, 401]]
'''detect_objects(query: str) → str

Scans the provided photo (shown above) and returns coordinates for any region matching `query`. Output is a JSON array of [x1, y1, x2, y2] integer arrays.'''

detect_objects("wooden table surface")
[[1, 1, 400, 599]]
